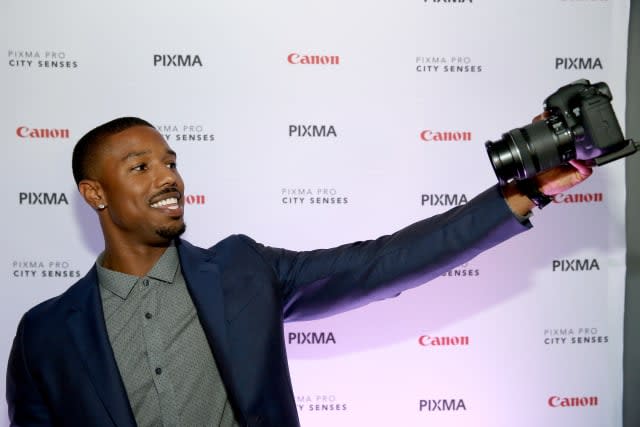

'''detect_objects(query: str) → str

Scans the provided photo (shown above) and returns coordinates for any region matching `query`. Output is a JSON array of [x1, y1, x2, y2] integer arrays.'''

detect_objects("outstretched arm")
[[243, 185, 531, 322]]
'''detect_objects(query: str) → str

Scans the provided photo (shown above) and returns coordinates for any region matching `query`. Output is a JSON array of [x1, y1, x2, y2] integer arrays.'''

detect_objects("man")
[[6, 117, 591, 426]]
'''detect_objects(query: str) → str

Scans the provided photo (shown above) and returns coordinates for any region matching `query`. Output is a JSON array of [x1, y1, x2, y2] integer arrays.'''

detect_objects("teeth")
[[150, 197, 179, 208]]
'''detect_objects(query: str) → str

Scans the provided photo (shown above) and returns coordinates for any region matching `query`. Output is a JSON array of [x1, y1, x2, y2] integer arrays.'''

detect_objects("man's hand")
[[534, 159, 592, 196], [502, 160, 592, 217]]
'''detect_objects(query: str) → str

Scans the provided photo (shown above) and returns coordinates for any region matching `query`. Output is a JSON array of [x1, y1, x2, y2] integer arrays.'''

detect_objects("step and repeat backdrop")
[[1, 0, 631, 426]]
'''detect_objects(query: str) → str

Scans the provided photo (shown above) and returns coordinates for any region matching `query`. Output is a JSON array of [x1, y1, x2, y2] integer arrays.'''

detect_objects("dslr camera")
[[486, 79, 638, 185]]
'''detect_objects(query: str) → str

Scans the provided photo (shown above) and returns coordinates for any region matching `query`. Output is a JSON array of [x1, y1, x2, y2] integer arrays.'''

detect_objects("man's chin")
[[155, 222, 187, 240]]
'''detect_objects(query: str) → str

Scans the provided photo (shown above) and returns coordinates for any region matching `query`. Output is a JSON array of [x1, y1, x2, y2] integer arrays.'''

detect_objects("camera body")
[[485, 79, 638, 185]]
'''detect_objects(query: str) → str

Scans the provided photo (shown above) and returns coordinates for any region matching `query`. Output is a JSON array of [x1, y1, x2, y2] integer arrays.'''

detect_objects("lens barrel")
[[486, 118, 574, 184]]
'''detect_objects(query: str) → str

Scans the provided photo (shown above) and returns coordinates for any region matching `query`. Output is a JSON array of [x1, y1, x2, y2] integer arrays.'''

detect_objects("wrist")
[[516, 179, 553, 209], [502, 181, 535, 217]]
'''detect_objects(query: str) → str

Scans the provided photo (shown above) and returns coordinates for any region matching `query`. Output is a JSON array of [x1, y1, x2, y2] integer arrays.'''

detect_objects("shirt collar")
[[147, 245, 179, 284], [96, 244, 180, 300]]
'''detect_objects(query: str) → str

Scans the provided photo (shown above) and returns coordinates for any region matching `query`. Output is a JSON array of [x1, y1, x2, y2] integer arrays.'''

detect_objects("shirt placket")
[[141, 276, 178, 427]]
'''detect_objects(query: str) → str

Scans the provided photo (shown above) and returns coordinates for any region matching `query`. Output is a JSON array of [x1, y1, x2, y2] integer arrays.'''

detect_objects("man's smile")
[[150, 197, 180, 209]]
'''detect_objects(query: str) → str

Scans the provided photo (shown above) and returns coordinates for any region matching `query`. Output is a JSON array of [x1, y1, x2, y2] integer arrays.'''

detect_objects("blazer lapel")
[[176, 240, 243, 421], [65, 268, 136, 427]]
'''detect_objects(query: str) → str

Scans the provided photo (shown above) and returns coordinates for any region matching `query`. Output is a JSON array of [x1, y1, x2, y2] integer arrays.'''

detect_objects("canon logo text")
[[184, 194, 206, 205], [548, 396, 598, 408], [16, 126, 70, 139], [420, 130, 472, 142], [418, 335, 469, 346], [553, 192, 603, 203], [287, 53, 340, 65]]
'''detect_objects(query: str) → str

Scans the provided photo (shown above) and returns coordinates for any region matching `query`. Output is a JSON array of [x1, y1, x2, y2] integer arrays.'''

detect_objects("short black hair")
[[72, 117, 155, 186]]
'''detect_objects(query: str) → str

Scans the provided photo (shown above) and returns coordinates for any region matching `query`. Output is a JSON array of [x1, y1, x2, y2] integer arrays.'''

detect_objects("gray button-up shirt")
[[97, 246, 239, 427]]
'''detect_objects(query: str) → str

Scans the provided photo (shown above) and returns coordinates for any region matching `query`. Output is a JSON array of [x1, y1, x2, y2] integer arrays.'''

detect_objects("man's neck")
[[101, 240, 172, 276]]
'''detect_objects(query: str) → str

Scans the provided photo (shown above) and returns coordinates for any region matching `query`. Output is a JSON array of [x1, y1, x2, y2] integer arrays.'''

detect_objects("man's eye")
[[132, 163, 147, 171], [167, 162, 177, 169]]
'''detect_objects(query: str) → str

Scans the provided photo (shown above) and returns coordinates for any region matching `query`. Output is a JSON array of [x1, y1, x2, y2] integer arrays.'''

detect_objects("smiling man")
[[6, 117, 591, 427], [75, 122, 187, 275]]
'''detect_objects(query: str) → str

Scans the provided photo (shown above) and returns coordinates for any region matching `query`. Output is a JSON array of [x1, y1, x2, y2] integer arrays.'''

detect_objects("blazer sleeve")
[[240, 185, 531, 322], [6, 315, 55, 427]]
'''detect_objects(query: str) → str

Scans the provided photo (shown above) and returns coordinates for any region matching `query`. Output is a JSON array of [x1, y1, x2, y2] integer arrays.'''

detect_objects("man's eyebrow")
[[121, 149, 176, 161], [121, 150, 150, 161]]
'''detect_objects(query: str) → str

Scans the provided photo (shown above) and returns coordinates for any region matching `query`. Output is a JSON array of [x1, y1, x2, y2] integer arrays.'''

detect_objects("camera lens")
[[485, 118, 574, 184]]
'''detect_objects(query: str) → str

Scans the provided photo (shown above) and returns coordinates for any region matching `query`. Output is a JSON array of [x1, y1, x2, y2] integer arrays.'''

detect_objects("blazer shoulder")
[[213, 234, 288, 267], [179, 235, 264, 258], [213, 234, 258, 250]]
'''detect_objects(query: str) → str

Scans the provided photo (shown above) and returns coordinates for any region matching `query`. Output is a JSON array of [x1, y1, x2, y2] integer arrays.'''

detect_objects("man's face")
[[94, 125, 186, 245]]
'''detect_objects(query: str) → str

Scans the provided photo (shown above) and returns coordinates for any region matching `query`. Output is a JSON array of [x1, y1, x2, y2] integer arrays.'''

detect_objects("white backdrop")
[[1, 0, 631, 426]]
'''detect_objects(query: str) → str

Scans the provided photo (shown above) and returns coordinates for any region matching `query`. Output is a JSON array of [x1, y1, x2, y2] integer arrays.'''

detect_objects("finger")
[[532, 110, 551, 123], [568, 159, 593, 178]]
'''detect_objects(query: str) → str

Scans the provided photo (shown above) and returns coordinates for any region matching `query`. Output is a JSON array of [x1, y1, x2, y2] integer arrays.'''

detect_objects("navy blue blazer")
[[6, 185, 529, 427]]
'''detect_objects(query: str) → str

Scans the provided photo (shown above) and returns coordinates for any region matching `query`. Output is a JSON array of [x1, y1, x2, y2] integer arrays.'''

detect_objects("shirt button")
[[155, 367, 162, 375], [145, 312, 152, 319], [143, 279, 150, 286]]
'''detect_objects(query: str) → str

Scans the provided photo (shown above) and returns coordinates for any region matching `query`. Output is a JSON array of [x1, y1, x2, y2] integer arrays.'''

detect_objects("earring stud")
[[97, 204, 105, 210]]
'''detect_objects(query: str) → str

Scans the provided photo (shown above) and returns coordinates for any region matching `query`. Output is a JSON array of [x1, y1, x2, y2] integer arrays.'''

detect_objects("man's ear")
[[78, 179, 106, 211]]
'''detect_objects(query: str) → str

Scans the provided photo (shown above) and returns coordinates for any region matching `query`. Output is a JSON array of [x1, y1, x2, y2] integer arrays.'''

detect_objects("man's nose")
[[156, 165, 177, 187]]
